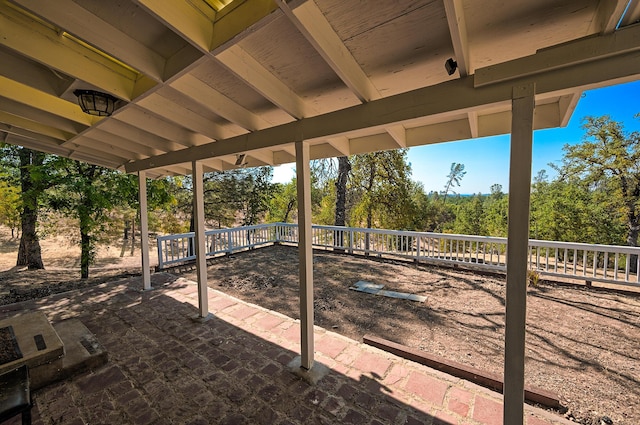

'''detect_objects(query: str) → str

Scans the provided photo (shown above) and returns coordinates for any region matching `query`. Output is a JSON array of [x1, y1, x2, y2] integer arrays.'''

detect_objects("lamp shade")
[[73, 89, 117, 117]]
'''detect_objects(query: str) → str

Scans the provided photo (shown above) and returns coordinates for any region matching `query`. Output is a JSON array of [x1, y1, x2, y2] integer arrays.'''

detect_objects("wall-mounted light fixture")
[[235, 154, 246, 166], [445, 58, 458, 76], [73, 89, 117, 117]]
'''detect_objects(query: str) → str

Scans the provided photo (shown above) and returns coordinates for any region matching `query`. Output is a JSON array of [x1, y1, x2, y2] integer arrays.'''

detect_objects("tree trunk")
[[334, 156, 350, 251], [79, 207, 92, 279], [16, 148, 44, 270], [80, 228, 91, 279], [364, 158, 375, 255]]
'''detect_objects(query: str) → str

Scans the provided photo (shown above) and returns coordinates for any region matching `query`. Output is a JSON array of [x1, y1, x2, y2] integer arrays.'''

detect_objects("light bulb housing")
[[73, 89, 117, 117]]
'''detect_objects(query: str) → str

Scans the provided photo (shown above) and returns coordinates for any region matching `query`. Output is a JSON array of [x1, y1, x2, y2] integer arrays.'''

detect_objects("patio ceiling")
[[1, 0, 640, 178]]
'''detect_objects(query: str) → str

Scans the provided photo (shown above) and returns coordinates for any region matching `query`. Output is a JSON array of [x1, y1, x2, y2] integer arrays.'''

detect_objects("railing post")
[[157, 238, 164, 270], [415, 236, 421, 263], [349, 230, 354, 254], [227, 229, 233, 254]]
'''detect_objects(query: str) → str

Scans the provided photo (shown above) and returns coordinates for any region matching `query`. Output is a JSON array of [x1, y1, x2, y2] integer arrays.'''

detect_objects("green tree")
[[349, 150, 415, 231], [531, 170, 623, 244], [0, 179, 20, 237], [47, 159, 130, 278], [483, 184, 508, 237], [453, 194, 486, 235], [557, 115, 640, 248], [0, 146, 49, 269], [267, 180, 298, 223]]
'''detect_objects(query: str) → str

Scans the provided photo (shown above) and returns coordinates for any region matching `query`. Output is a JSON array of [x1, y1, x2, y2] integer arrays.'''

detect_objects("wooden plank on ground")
[[363, 334, 561, 409]]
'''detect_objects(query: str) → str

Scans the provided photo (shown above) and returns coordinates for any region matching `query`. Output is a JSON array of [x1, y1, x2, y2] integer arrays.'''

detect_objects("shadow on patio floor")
[[0, 273, 568, 425]]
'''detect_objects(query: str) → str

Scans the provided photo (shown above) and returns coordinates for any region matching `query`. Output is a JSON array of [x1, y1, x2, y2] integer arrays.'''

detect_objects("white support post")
[[296, 141, 314, 370], [192, 160, 209, 319], [138, 170, 151, 291], [504, 82, 535, 425]]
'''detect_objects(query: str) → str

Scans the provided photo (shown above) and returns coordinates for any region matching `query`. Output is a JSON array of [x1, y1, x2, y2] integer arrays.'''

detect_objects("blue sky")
[[272, 80, 640, 194]]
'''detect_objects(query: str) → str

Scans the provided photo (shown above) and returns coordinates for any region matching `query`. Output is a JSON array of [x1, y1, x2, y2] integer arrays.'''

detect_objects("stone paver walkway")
[[0, 273, 573, 425]]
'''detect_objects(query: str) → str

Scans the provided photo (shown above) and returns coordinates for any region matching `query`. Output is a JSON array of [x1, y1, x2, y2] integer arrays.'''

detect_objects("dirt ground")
[[182, 245, 640, 425], [1, 227, 639, 425]]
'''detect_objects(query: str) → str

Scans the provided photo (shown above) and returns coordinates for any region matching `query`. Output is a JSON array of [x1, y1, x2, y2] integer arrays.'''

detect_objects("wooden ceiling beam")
[[0, 111, 74, 142], [136, 90, 233, 141], [80, 129, 165, 157], [0, 3, 147, 101], [215, 45, 311, 119], [10, 0, 166, 82], [126, 26, 640, 173], [98, 119, 187, 153], [171, 73, 270, 130], [475, 23, 640, 88], [0, 75, 94, 126], [385, 125, 407, 149], [134, 0, 213, 52], [443, 0, 470, 76], [0, 97, 85, 135], [276, 0, 380, 103], [115, 106, 211, 148]]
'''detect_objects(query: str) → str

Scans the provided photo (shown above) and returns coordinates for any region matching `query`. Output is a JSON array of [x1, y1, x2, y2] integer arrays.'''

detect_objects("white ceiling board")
[[0, 0, 637, 177]]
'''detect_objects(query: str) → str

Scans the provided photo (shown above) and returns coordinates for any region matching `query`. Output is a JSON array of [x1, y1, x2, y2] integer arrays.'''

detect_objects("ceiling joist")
[[126, 24, 640, 173]]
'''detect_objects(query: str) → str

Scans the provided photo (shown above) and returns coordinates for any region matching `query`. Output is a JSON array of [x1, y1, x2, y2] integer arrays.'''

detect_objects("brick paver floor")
[[0, 273, 574, 425]]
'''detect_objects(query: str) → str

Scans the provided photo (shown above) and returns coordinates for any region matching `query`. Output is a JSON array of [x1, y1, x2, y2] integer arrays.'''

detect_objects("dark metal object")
[[73, 89, 117, 117]]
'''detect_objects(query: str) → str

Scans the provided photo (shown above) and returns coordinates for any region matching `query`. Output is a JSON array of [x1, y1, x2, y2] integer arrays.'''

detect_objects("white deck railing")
[[156, 223, 640, 288]]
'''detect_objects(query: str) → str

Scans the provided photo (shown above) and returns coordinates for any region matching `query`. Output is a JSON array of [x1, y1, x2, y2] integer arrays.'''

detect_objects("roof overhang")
[[1, 0, 639, 177]]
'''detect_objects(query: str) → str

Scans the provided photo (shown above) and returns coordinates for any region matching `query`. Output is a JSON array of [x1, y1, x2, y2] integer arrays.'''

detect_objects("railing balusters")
[[152, 223, 640, 287]]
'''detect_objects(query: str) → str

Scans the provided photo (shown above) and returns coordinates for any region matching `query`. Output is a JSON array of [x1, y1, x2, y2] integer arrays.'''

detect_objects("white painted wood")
[[620, 0, 640, 27], [135, 0, 213, 52], [67, 138, 144, 161], [273, 149, 296, 164], [443, 0, 470, 76], [192, 161, 209, 317], [0, 76, 93, 126], [467, 111, 479, 138], [385, 125, 407, 148], [79, 129, 163, 156], [0, 3, 139, 100], [138, 170, 151, 290], [209, 0, 279, 53], [171, 74, 270, 131], [125, 31, 640, 173], [216, 45, 312, 119], [277, 0, 381, 102], [98, 119, 186, 152], [504, 83, 535, 425], [115, 106, 210, 147], [475, 23, 640, 87], [558, 93, 581, 127], [246, 149, 274, 165], [295, 141, 314, 370], [588, 0, 629, 33], [4, 133, 72, 157], [12, 0, 166, 82], [136, 91, 231, 140], [0, 111, 73, 142], [0, 98, 84, 135], [327, 137, 350, 156]]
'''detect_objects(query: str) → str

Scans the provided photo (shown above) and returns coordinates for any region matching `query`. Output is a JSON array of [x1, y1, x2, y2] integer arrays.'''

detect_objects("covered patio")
[[2, 0, 640, 423], [1, 273, 570, 425]]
